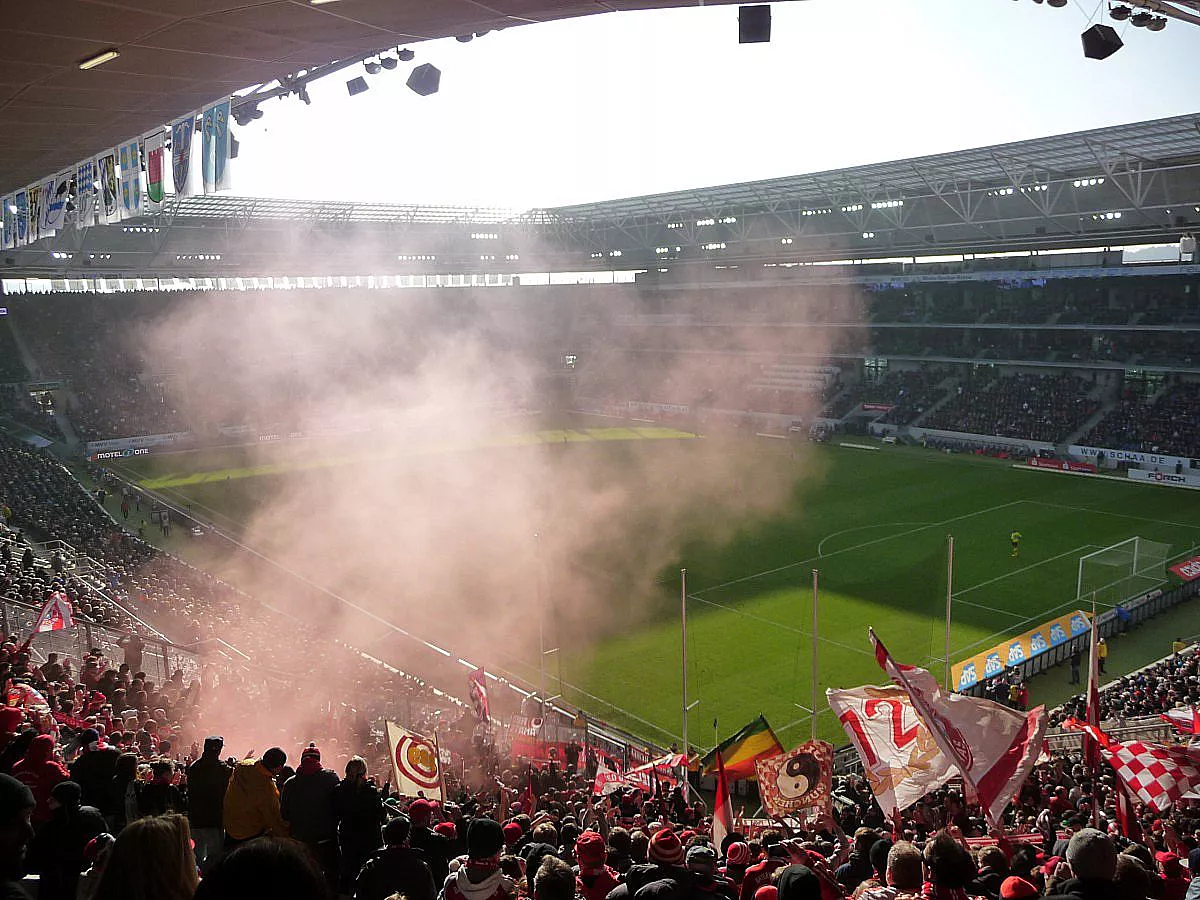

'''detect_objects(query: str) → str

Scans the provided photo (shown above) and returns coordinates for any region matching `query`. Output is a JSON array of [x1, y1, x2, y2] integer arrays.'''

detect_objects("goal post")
[[1077, 536, 1171, 607]]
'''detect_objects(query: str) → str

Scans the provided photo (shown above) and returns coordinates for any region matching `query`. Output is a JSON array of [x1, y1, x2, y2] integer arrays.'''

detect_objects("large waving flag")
[[1084, 611, 1102, 771], [755, 740, 834, 818], [592, 757, 625, 796], [468, 667, 490, 722], [700, 714, 784, 780], [385, 721, 443, 800], [1161, 707, 1200, 735], [34, 592, 75, 633], [870, 629, 1047, 827], [828, 685, 955, 817], [712, 752, 734, 850]]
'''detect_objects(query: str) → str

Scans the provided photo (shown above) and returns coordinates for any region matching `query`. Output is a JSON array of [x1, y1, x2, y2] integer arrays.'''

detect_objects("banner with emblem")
[[828, 684, 955, 817], [118, 139, 142, 219], [144, 129, 166, 210], [43, 171, 71, 233], [171, 115, 196, 196], [13, 191, 29, 246], [201, 98, 232, 193], [26, 184, 44, 243], [385, 721, 443, 800], [1, 197, 13, 250], [754, 740, 834, 818], [75, 160, 97, 230], [97, 151, 120, 224]]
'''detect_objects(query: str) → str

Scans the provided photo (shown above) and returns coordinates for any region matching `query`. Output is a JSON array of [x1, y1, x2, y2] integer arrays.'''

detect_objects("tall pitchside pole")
[[681, 567, 689, 759], [812, 569, 820, 741], [945, 535, 955, 690]]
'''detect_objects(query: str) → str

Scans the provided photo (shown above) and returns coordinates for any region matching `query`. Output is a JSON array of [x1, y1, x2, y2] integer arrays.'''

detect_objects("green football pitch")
[[109, 428, 1200, 749]]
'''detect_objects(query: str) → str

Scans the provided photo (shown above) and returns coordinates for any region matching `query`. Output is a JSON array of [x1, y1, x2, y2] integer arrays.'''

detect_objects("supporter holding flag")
[[470, 667, 491, 722]]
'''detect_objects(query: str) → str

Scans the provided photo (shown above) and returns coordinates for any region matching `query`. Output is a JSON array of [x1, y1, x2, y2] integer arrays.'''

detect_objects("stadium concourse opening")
[[4, 2, 1200, 895]]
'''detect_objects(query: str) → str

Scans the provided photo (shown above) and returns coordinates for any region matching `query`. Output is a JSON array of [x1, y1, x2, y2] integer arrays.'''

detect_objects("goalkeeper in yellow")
[[1010, 529, 1022, 558]]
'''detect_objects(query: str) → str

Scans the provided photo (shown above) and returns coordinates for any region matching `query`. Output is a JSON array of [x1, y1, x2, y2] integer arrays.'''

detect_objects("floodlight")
[[79, 49, 120, 70], [1081, 23, 1123, 58], [1147, 15, 1167, 30], [346, 76, 369, 96], [380, 55, 398, 70], [1109, 4, 1131, 19], [1047, 0, 1067, 6], [406, 64, 441, 96], [1131, 10, 1153, 25], [398, 48, 416, 62], [455, 34, 473, 43], [364, 60, 381, 75]]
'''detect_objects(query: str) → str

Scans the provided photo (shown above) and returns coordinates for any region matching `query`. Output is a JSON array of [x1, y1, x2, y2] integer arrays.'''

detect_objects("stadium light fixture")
[[398, 48, 416, 62], [79, 49, 120, 70], [1048, 0, 1068, 6], [1131, 10, 1153, 25], [1082, 22, 1123, 58], [364, 60, 382, 75], [380, 55, 398, 70], [1147, 15, 1167, 30], [1109, 4, 1131, 20]]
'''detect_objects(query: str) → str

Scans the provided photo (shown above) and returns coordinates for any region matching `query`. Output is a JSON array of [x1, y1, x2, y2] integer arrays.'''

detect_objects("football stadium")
[[3, 1, 1200, 896]]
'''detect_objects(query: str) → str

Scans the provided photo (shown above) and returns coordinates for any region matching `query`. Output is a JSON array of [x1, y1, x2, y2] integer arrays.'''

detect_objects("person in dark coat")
[[27, 781, 105, 900], [0, 773, 36, 900], [409, 797, 452, 886], [67, 730, 119, 815], [1043, 830, 1122, 900], [333, 756, 384, 894], [280, 743, 340, 886], [186, 736, 231, 874], [354, 814, 437, 900]]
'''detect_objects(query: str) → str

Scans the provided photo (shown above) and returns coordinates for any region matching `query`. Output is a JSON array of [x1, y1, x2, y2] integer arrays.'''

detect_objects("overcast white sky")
[[232, 0, 1200, 211]]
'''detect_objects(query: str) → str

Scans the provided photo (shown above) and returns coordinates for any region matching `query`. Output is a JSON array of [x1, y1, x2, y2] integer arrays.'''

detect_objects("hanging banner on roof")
[[43, 171, 71, 232], [75, 160, 97, 230], [97, 151, 120, 225], [952, 609, 1091, 692], [26, 184, 44, 243], [144, 129, 166, 210], [1, 197, 13, 251], [171, 115, 195, 197], [13, 190, 29, 246], [201, 98, 232, 193], [118, 139, 142, 218]]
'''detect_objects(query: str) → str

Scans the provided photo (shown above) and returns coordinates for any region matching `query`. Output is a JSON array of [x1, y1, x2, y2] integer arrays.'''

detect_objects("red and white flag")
[[385, 721, 443, 800], [1084, 612, 1102, 771], [1101, 740, 1200, 812], [1161, 707, 1200, 735], [468, 667, 490, 722], [713, 752, 734, 850], [828, 684, 955, 817], [592, 758, 626, 796], [33, 592, 74, 633], [870, 629, 1047, 827]]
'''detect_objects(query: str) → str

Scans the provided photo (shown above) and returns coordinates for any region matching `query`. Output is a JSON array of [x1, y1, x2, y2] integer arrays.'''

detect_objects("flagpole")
[[945, 534, 955, 691], [681, 567, 689, 760], [811, 569, 820, 742], [1088, 591, 1100, 829], [433, 730, 447, 801]]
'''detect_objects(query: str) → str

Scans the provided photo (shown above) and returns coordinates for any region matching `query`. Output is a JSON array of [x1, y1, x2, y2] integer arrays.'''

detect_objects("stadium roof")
[[0, 0, 755, 197], [547, 113, 1200, 220]]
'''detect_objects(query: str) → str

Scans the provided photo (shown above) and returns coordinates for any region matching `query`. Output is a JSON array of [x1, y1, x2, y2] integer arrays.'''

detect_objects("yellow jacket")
[[223, 759, 290, 840]]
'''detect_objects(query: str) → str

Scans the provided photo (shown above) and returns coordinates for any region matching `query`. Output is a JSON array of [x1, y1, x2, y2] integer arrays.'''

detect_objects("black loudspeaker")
[[739, 5, 771, 43], [407, 64, 441, 97], [1081, 24, 1123, 60]]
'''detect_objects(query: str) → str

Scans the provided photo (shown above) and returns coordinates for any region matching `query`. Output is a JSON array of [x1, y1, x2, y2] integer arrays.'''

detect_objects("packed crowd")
[[1052, 642, 1200, 729], [1081, 381, 1200, 460], [920, 374, 1099, 444]]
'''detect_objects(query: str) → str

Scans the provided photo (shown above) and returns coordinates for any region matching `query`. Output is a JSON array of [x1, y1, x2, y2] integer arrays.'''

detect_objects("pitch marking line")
[[1027, 500, 1200, 532], [693, 499, 1026, 597], [816, 523, 932, 558]]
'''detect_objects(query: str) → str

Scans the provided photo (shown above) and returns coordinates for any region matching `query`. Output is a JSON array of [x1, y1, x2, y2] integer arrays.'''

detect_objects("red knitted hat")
[[648, 828, 684, 866], [576, 831, 607, 868]]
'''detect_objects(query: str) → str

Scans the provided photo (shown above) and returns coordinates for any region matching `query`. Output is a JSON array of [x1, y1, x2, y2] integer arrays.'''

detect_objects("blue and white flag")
[[13, 191, 28, 246], [75, 159, 97, 229], [118, 139, 142, 218], [171, 115, 195, 197], [1, 197, 14, 250], [43, 171, 71, 232], [26, 184, 43, 243], [201, 98, 233, 193]]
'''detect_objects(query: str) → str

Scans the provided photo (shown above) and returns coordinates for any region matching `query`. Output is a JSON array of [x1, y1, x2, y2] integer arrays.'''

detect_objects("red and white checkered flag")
[[1102, 740, 1200, 812]]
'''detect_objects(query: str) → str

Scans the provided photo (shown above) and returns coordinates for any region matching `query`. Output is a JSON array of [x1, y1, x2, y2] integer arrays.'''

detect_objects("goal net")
[[1077, 537, 1171, 607]]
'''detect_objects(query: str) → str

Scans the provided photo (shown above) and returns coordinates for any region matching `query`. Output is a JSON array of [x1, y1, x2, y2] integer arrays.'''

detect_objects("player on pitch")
[[1010, 528, 1022, 558]]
